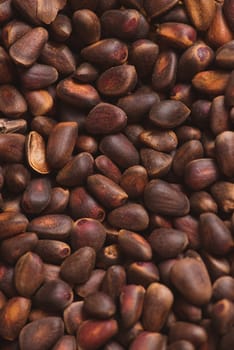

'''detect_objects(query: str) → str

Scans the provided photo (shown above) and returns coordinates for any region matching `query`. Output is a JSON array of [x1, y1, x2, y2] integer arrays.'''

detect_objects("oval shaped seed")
[[215, 131, 234, 178], [129, 332, 167, 350], [108, 203, 149, 231], [140, 130, 178, 153], [169, 322, 207, 347], [127, 262, 159, 288], [42, 187, 69, 215], [144, 179, 190, 216], [63, 301, 85, 335], [216, 41, 234, 69], [152, 50, 178, 92], [170, 257, 212, 305], [183, 0, 215, 31], [26, 131, 50, 174], [20, 63, 58, 90], [35, 240, 71, 264], [184, 158, 219, 190], [85, 103, 127, 134], [0, 212, 28, 240], [189, 191, 218, 214], [120, 165, 148, 198], [21, 178, 51, 214], [73, 9, 101, 45], [76, 269, 106, 298], [149, 100, 190, 129], [0, 85, 27, 118], [60, 247, 96, 285], [140, 148, 172, 178], [97, 65, 137, 97], [95, 155, 122, 184], [120, 285, 145, 328], [84, 291, 116, 319], [157, 22, 197, 49], [192, 70, 229, 95], [119, 229, 152, 261], [28, 215, 73, 240]]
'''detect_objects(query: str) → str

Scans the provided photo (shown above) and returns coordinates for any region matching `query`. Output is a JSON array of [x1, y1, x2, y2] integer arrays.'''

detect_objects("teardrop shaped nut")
[[26, 131, 50, 174]]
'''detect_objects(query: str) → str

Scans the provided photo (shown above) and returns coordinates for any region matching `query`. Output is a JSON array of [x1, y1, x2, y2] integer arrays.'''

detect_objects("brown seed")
[[85, 103, 127, 134], [211, 181, 234, 213], [144, 179, 190, 216], [202, 252, 230, 281], [211, 299, 234, 335], [97, 65, 137, 97], [108, 203, 149, 231], [157, 22, 197, 49], [14, 252, 44, 297], [142, 282, 174, 331], [173, 296, 202, 323], [183, 0, 215, 31], [73, 9, 101, 45], [26, 131, 50, 174], [216, 40, 234, 69], [76, 269, 106, 298], [63, 301, 85, 335], [144, 0, 179, 19], [76, 134, 98, 154], [21, 178, 51, 214], [4, 163, 30, 194], [0, 212, 28, 240], [20, 63, 58, 90], [0, 297, 31, 341], [96, 244, 122, 269], [130, 332, 167, 350], [28, 214, 73, 240], [213, 276, 234, 302], [46, 122, 78, 169], [42, 187, 69, 215], [25, 89, 53, 116], [120, 285, 145, 328], [184, 158, 219, 190], [0, 85, 27, 118], [34, 280, 73, 312], [84, 291, 116, 319], [101, 265, 126, 300], [0, 118, 27, 134], [215, 131, 234, 178], [140, 148, 172, 178], [189, 191, 218, 214], [127, 262, 160, 288], [0, 46, 14, 84], [19, 317, 64, 350], [35, 240, 71, 264], [149, 100, 190, 129], [0, 262, 17, 297], [60, 247, 96, 285], [49, 14, 72, 42], [152, 50, 177, 92], [148, 228, 188, 259], [95, 155, 122, 184], [173, 215, 200, 250], [120, 165, 148, 198], [77, 319, 118, 350], [170, 257, 212, 305], [31, 116, 56, 139], [9, 27, 48, 67], [52, 335, 77, 350], [140, 130, 178, 153], [210, 95, 230, 136], [118, 229, 152, 261], [56, 152, 94, 187], [169, 322, 207, 347], [199, 212, 234, 255], [223, 0, 234, 31], [81, 39, 128, 68], [36, 0, 66, 25], [192, 70, 229, 95], [73, 62, 99, 83]]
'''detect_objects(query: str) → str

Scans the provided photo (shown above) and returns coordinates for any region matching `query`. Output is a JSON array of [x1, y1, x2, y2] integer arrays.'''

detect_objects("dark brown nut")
[[56, 78, 100, 109], [149, 100, 190, 129], [172, 140, 204, 177], [41, 263, 60, 282], [210, 96, 230, 136], [192, 70, 230, 95], [199, 213, 234, 255], [100, 133, 140, 169], [184, 158, 219, 191], [81, 39, 128, 68], [4, 163, 30, 194], [85, 103, 127, 135], [101, 265, 126, 300], [9, 27, 48, 67], [169, 322, 207, 347], [173, 215, 200, 250], [202, 252, 230, 281], [144, 179, 190, 216], [0, 212, 28, 240], [46, 122, 78, 169], [0, 46, 14, 84], [69, 187, 105, 221], [20, 64, 58, 90], [63, 301, 85, 335], [129, 40, 159, 78], [225, 71, 234, 107], [118, 229, 152, 261], [76, 134, 98, 154], [2, 20, 31, 49], [0, 85, 27, 118], [0, 297, 31, 341], [60, 247, 96, 285], [170, 83, 195, 107], [0, 263, 17, 297], [140, 148, 172, 178], [73, 63, 99, 83], [87, 174, 128, 209], [178, 41, 214, 82], [71, 218, 106, 252], [183, 0, 215, 31], [34, 280, 73, 312], [101, 9, 149, 41], [49, 14, 72, 42], [157, 22, 197, 49], [31, 116, 56, 139], [127, 262, 160, 288], [189, 191, 218, 214], [207, 2, 233, 48], [211, 299, 234, 335], [73, 9, 101, 45], [77, 319, 118, 350], [21, 178, 51, 214], [108, 203, 149, 231], [129, 332, 167, 350], [124, 124, 145, 148], [28, 214, 73, 240], [223, 0, 234, 31], [216, 40, 234, 69], [95, 155, 122, 184], [144, 0, 179, 19], [173, 296, 202, 323], [170, 257, 212, 305], [117, 87, 159, 123], [211, 181, 234, 213], [0, 232, 38, 265], [215, 131, 234, 178], [148, 228, 188, 259], [97, 65, 137, 97], [167, 340, 195, 350], [120, 165, 148, 198], [56, 152, 94, 187], [140, 130, 177, 153], [24, 89, 53, 116], [83, 291, 116, 319], [40, 42, 76, 75], [191, 99, 211, 129], [42, 187, 69, 214], [120, 285, 145, 328], [76, 269, 106, 298], [19, 317, 64, 350], [142, 282, 174, 331], [26, 131, 50, 174], [35, 240, 71, 264], [213, 276, 234, 301], [14, 252, 44, 297], [152, 50, 177, 92]]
